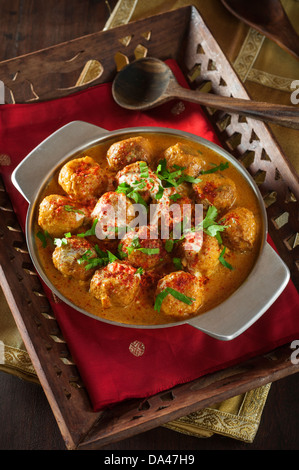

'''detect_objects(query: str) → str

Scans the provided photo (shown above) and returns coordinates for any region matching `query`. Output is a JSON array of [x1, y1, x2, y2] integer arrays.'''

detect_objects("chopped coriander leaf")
[[201, 162, 229, 174], [155, 158, 201, 187], [165, 238, 174, 253], [139, 161, 149, 178], [116, 181, 148, 208], [115, 182, 131, 194], [64, 232, 72, 238], [131, 235, 141, 249], [155, 158, 181, 187], [201, 162, 229, 175], [77, 249, 95, 264], [85, 258, 108, 270], [138, 247, 160, 255], [154, 185, 164, 200], [129, 191, 148, 208], [219, 247, 234, 270], [203, 205, 218, 224], [156, 158, 166, 174], [136, 267, 144, 275], [126, 236, 160, 256], [172, 164, 187, 171], [94, 244, 107, 257], [36, 230, 51, 248], [77, 246, 121, 270], [173, 257, 182, 269], [64, 205, 85, 215], [107, 250, 118, 263], [201, 205, 226, 242], [204, 223, 225, 243], [176, 174, 201, 185], [77, 219, 98, 237], [117, 243, 127, 259], [169, 192, 182, 202], [154, 287, 195, 312], [169, 205, 226, 244]]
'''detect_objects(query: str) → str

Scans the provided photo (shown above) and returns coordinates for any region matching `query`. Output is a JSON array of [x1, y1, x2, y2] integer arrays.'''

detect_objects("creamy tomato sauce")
[[35, 133, 264, 326]]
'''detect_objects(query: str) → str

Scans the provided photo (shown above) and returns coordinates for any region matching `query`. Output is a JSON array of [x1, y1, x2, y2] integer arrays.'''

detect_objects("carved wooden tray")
[[0, 6, 298, 450]]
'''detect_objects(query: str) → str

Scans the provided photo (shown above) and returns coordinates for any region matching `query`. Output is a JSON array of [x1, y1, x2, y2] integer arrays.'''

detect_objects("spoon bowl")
[[112, 57, 299, 129], [112, 57, 173, 110]]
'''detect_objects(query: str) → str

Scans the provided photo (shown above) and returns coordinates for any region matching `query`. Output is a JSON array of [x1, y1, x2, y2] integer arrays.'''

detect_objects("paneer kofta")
[[35, 133, 262, 326]]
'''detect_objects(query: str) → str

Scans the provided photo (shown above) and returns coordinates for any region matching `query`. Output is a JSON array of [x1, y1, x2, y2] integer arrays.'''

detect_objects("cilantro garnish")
[[117, 242, 128, 259], [154, 287, 195, 312], [64, 205, 85, 215], [36, 230, 52, 248], [169, 192, 182, 202], [116, 181, 148, 208], [77, 245, 121, 270], [165, 238, 175, 253], [201, 162, 229, 175], [154, 184, 164, 200], [77, 219, 98, 237], [155, 158, 201, 187], [219, 247, 234, 270], [173, 257, 182, 270], [201, 206, 226, 243], [139, 161, 149, 178], [164, 205, 226, 246], [138, 247, 160, 255], [125, 235, 160, 256]]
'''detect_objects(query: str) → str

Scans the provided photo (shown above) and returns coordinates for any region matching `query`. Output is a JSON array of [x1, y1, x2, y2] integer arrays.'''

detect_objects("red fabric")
[[1, 60, 299, 411]]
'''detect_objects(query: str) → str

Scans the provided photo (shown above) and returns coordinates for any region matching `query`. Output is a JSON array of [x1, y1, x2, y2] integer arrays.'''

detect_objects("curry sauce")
[[35, 133, 264, 326]]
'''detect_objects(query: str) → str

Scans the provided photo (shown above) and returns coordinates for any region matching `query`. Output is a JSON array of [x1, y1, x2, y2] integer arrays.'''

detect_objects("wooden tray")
[[0, 6, 298, 450]]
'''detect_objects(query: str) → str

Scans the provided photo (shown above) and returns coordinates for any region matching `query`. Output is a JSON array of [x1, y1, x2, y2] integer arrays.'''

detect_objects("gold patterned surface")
[[233, 0, 299, 92], [165, 384, 272, 442], [1, 0, 298, 443], [0, 345, 38, 383]]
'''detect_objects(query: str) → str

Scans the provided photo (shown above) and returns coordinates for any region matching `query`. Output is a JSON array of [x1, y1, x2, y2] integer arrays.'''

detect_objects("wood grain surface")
[[0, 0, 299, 451]]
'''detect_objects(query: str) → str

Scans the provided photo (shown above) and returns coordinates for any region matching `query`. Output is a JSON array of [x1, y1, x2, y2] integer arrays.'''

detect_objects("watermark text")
[[291, 80, 299, 105], [0, 80, 4, 104]]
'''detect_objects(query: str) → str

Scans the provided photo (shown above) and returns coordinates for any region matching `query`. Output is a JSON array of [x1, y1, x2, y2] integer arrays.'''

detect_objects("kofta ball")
[[89, 261, 141, 308], [38, 194, 86, 238], [220, 206, 256, 252], [193, 172, 237, 214], [181, 232, 221, 277], [155, 271, 204, 318], [52, 237, 97, 281], [162, 142, 205, 177], [116, 161, 161, 201], [91, 191, 135, 239], [58, 156, 106, 203], [106, 136, 153, 171], [119, 225, 165, 270]]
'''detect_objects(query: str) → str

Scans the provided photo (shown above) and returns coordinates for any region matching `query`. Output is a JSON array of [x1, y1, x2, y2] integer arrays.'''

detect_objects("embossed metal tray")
[[0, 6, 298, 449]]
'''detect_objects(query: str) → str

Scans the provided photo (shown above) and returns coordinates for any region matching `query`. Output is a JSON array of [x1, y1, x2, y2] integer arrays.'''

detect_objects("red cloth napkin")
[[1, 60, 299, 411]]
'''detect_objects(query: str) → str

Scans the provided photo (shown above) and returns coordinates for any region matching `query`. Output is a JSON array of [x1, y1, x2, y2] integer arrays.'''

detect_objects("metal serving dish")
[[11, 121, 290, 341]]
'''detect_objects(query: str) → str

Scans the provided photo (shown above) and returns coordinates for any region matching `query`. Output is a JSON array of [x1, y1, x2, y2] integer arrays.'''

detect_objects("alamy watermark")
[[290, 80, 299, 105], [0, 80, 4, 104], [290, 340, 299, 365], [0, 340, 4, 364]]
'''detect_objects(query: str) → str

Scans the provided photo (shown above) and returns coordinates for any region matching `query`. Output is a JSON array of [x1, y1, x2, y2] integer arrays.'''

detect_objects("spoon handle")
[[170, 87, 299, 129]]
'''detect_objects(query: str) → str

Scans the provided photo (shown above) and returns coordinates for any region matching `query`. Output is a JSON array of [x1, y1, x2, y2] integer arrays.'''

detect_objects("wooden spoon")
[[112, 58, 299, 129], [221, 0, 299, 60]]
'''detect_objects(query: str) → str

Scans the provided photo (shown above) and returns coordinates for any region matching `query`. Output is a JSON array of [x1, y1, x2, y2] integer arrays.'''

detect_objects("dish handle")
[[11, 121, 109, 203], [186, 241, 290, 341]]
